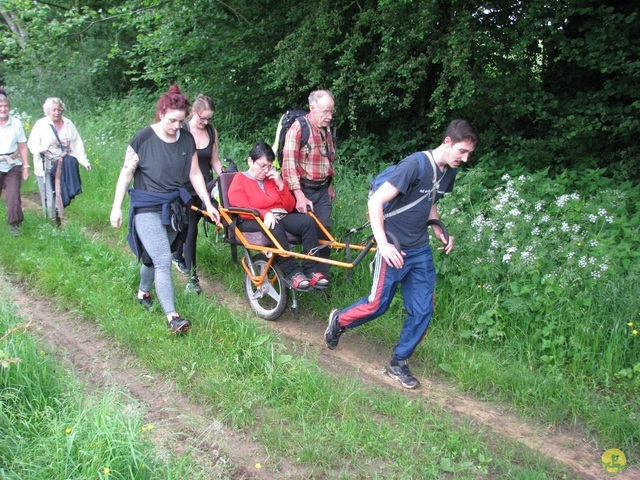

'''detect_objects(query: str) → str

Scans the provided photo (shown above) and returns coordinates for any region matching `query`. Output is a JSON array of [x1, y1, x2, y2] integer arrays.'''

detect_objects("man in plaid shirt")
[[281, 90, 336, 288]]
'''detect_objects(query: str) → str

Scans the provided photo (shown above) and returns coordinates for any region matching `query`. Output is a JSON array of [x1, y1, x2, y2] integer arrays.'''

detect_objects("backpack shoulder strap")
[[298, 116, 310, 148], [383, 151, 440, 220]]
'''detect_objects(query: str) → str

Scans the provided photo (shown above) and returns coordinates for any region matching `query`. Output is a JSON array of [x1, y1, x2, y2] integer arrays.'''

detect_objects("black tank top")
[[182, 122, 215, 185]]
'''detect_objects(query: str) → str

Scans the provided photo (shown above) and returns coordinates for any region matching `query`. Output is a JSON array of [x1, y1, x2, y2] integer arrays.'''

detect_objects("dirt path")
[[1, 275, 308, 479], [4, 271, 628, 480], [6, 196, 637, 479]]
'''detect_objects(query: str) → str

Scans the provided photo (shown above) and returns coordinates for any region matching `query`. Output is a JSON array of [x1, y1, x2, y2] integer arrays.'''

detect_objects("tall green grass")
[[0, 298, 205, 479]]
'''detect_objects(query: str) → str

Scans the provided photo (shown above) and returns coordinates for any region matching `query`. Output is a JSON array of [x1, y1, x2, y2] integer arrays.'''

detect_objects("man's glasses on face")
[[197, 111, 213, 122], [254, 161, 273, 171]]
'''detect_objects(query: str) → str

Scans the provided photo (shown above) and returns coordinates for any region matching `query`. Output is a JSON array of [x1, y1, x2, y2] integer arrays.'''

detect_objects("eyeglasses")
[[319, 109, 335, 116], [254, 161, 273, 171], [196, 111, 213, 122]]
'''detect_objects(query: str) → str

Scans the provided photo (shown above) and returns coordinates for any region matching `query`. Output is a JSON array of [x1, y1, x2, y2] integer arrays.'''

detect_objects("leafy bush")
[[437, 166, 640, 382]]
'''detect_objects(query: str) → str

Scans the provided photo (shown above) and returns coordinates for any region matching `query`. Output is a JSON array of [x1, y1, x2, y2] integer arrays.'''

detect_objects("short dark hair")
[[443, 119, 479, 146], [249, 141, 275, 163]]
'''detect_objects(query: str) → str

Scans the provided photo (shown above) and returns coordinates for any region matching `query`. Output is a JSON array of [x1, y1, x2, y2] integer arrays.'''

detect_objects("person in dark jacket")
[[110, 85, 219, 334]]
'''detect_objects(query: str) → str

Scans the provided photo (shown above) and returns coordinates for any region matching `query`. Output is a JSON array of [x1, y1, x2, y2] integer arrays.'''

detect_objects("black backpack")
[[272, 109, 336, 169]]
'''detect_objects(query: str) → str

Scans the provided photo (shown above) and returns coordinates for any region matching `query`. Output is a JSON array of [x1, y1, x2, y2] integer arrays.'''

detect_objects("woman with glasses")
[[171, 94, 223, 294], [228, 142, 325, 291]]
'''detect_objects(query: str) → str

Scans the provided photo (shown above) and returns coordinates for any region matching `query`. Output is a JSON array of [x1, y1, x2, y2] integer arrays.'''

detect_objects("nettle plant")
[[439, 167, 640, 374]]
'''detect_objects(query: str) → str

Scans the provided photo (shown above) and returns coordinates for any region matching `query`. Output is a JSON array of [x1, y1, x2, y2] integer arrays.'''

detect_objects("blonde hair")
[[193, 93, 215, 114]]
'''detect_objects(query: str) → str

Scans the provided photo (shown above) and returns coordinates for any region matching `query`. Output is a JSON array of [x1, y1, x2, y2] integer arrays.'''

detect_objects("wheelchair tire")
[[244, 253, 289, 321]]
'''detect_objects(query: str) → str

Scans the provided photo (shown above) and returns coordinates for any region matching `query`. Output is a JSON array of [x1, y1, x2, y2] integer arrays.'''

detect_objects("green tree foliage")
[[2, 0, 638, 178], [0, 0, 131, 110]]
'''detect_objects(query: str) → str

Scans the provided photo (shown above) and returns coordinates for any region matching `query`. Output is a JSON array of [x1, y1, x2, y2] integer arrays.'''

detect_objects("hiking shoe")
[[324, 309, 345, 350], [9, 224, 19, 236], [168, 315, 191, 335], [137, 292, 153, 310], [172, 256, 189, 275], [387, 359, 420, 389], [308, 272, 329, 289], [186, 275, 203, 295]]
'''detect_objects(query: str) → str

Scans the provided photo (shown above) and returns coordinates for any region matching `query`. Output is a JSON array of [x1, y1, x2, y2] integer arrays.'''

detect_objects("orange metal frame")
[[192, 205, 375, 287]]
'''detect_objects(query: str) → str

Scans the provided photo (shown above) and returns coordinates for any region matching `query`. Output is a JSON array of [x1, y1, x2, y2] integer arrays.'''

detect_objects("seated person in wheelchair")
[[227, 141, 328, 290]]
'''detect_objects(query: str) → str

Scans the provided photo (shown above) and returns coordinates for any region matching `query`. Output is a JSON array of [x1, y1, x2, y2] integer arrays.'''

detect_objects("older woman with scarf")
[[110, 85, 219, 334], [27, 97, 91, 223]]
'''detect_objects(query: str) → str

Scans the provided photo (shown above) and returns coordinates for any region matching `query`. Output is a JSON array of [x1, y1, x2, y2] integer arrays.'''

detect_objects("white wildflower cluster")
[[567, 252, 575, 259], [472, 214, 499, 234], [508, 208, 521, 216], [520, 250, 536, 265], [493, 180, 526, 213], [505, 221, 515, 230], [540, 214, 550, 223], [524, 214, 533, 222], [531, 227, 540, 236], [502, 245, 518, 263], [555, 193, 580, 208], [501, 173, 511, 181], [586, 208, 614, 224], [572, 224, 581, 234], [561, 222, 570, 232], [590, 239, 599, 247], [518, 175, 528, 182], [535, 201, 544, 212]]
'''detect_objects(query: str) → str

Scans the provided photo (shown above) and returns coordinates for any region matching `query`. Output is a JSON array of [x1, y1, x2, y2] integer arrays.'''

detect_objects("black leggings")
[[240, 213, 321, 277], [174, 197, 202, 275]]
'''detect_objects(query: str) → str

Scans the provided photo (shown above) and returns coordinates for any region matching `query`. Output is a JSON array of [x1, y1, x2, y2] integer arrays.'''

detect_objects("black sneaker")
[[172, 256, 189, 275], [168, 315, 191, 334], [324, 309, 345, 350], [387, 359, 420, 389], [138, 292, 153, 310], [186, 275, 202, 295]]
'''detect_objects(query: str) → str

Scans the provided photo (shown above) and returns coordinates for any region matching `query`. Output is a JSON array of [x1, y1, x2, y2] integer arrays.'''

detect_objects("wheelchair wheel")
[[244, 253, 289, 321]]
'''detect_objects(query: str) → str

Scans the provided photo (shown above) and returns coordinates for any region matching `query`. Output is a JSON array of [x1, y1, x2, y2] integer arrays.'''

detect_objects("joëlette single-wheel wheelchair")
[[194, 172, 449, 321]]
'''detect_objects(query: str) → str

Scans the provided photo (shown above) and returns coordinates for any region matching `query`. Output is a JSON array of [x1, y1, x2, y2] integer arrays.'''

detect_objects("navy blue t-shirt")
[[383, 152, 456, 250]]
